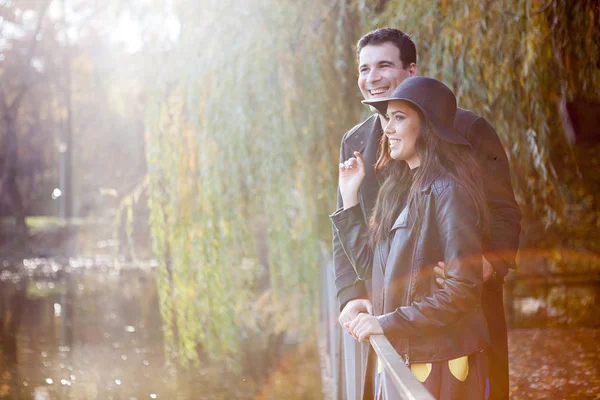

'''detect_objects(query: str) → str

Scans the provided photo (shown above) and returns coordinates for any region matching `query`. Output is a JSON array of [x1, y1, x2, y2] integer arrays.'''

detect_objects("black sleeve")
[[331, 139, 368, 310], [468, 117, 522, 279]]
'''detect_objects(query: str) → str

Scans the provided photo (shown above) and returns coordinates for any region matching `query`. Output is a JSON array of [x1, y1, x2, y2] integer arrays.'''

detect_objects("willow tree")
[[144, 0, 359, 368]]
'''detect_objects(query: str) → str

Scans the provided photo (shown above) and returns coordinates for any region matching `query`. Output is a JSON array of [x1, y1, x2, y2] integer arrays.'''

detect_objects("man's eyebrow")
[[359, 59, 397, 69]]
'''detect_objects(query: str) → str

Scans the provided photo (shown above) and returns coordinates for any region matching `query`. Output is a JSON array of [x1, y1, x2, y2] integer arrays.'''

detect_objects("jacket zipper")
[[403, 273, 413, 366], [404, 227, 422, 367], [378, 244, 387, 314]]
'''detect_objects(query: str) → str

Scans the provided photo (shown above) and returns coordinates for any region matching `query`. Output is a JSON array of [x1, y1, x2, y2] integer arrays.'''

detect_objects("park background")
[[0, 0, 599, 399]]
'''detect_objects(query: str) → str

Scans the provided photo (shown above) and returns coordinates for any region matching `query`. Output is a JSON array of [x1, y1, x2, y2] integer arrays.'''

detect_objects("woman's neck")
[[406, 158, 420, 169]]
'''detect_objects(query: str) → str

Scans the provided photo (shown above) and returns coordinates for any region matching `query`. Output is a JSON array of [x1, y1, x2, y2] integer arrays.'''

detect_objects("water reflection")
[[0, 258, 171, 400], [0, 257, 324, 400]]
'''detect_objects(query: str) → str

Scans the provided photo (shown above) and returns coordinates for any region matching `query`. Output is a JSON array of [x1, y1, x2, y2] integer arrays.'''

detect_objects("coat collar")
[[342, 114, 380, 154]]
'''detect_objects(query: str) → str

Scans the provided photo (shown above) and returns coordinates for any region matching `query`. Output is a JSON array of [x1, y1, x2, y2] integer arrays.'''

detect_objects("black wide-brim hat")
[[362, 76, 470, 147]]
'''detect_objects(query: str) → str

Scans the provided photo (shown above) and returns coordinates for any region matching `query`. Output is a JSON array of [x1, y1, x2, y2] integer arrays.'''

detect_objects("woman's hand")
[[339, 299, 373, 328], [339, 151, 366, 209], [344, 313, 384, 343]]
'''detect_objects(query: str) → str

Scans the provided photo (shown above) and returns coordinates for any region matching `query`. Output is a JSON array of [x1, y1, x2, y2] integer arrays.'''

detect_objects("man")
[[332, 28, 521, 400]]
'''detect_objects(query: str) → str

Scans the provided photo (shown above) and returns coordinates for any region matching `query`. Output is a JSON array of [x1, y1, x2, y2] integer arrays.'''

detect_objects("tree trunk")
[[1, 111, 28, 236]]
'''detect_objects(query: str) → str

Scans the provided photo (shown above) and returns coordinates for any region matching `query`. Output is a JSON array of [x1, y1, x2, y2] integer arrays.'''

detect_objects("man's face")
[[357, 42, 413, 101]]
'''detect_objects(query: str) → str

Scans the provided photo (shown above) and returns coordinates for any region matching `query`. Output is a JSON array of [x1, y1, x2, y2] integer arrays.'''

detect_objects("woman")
[[331, 76, 490, 399]]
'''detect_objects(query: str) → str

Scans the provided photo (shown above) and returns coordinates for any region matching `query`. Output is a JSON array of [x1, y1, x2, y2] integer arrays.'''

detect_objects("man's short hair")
[[357, 28, 417, 69]]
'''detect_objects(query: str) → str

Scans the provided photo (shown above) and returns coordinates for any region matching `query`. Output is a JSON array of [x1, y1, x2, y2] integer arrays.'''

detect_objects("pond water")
[[0, 258, 212, 400], [0, 256, 323, 400]]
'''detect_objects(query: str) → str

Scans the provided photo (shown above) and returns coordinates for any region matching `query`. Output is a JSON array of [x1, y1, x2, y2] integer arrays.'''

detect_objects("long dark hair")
[[368, 109, 489, 246]]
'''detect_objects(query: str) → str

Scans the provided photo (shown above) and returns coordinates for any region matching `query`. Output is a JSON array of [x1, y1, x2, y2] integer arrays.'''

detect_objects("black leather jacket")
[[331, 173, 490, 363], [333, 112, 522, 310]]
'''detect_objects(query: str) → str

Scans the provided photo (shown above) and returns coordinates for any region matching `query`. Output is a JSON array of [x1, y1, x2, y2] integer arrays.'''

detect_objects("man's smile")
[[369, 87, 389, 96]]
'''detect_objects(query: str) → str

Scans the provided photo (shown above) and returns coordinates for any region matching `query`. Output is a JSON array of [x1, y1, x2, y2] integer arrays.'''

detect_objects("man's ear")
[[408, 63, 418, 77]]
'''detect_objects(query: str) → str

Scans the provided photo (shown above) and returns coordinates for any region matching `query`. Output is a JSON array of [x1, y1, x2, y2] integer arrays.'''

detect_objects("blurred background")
[[0, 0, 598, 399]]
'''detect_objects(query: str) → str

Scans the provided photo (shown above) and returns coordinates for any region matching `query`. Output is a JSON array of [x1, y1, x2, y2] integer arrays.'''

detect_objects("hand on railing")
[[338, 298, 372, 325], [344, 313, 383, 343], [339, 299, 373, 338]]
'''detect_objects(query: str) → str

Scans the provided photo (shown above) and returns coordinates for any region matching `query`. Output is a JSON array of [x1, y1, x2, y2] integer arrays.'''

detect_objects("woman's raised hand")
[[339, 151, 366, 209]]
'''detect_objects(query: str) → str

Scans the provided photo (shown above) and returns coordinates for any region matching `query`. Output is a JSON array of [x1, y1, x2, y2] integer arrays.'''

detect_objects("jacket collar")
[[390, 205, 409, 231], [419, 170, 442, 193], [390, 171, 445, 231]]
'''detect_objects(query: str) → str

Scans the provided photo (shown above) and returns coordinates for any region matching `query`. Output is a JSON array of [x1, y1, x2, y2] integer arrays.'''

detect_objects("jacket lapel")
[[343, 114, 378, 154], [342, 115, 382, 223], [391, 206, 409, 231], [349, 115, 382, 218]]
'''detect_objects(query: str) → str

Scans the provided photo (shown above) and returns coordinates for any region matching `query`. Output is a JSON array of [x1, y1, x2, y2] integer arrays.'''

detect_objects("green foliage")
[[144, 0, 364, 367]]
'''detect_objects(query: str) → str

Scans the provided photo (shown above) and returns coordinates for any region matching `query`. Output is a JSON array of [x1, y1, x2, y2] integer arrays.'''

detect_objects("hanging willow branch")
[[145, 0, 359, 366]]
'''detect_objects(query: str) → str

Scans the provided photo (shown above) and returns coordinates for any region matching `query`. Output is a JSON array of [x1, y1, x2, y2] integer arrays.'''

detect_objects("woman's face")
[[383, 100, 421, 169]]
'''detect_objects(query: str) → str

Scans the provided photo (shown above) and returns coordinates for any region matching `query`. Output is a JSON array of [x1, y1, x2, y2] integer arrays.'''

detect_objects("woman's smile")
[[389, 138, 401, 147]]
